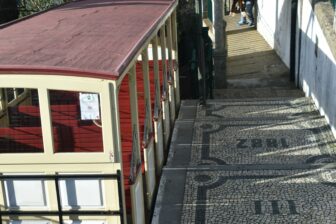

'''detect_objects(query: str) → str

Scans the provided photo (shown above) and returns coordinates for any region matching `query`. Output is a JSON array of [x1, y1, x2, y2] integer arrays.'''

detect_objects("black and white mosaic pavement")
[[181, 169, 336, 223], [190, 119, 336, 165], [152, 98, 336, 224]]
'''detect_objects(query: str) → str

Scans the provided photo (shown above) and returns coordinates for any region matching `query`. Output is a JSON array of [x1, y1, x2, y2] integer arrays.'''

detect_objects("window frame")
[[0, 74, 118, 164]]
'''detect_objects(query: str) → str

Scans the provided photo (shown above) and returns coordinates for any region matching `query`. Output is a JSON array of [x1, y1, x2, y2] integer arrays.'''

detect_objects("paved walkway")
[[214, 13, 302, 99], [152, 13, 336, 224]]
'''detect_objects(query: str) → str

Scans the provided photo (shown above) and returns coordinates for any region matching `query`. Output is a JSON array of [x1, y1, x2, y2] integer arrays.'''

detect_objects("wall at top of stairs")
[[256, 0, 336, 138], [256, 0, 292, 67]]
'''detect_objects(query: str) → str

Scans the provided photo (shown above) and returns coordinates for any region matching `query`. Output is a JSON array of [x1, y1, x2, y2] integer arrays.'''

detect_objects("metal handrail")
[[0, 171, 124, 224]]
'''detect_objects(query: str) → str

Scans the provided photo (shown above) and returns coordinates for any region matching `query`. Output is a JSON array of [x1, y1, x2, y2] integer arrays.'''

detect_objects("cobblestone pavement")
[[181, 169, 336, 224], [152, 98, 336, 224]]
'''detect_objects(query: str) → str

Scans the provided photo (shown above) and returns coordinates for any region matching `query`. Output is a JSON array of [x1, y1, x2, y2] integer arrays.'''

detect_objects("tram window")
[[49, 90, 103, 153], [0, 88, 44, 153]]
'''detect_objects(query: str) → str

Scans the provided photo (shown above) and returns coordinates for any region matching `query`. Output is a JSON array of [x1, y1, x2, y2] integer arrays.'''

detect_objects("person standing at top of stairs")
[[238, 0, 255, 27]]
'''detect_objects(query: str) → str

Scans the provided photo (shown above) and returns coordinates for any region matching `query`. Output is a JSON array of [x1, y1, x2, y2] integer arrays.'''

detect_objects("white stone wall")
[[256, 0, 336, 137], [297, 0, 336, 137], [256, 0, 291, 67]]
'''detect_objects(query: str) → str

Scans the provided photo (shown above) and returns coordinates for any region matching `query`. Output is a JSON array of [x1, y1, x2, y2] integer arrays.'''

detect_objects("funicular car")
[[0, 0, 179, 223]]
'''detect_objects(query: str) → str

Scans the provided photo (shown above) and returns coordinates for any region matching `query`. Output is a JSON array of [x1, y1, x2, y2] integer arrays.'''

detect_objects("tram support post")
[[166, 17, 176, 123], [171, 10, 181, 110], [142, 48, 153, 136], [128, 65, 141, 153], [159, 26, 171, 149]]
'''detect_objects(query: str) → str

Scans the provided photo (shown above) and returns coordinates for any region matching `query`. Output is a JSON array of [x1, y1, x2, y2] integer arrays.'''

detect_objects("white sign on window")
[[79, 93, 100, 120]]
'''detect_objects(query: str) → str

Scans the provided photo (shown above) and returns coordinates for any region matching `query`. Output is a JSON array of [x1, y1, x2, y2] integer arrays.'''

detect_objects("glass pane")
[[59, 178, 104, 208], [4, 178, 47, 208], [0, 88, 44, 153], [49, 90, 103, 153]]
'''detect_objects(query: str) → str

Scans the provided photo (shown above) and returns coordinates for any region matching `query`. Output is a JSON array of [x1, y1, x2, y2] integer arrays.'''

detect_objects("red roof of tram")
[[0, 0, 176, 80]]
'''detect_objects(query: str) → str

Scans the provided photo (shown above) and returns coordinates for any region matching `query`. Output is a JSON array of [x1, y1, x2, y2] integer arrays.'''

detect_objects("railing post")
[[166, 17, 176, 123], [171, 10, 181, 109], [54, 177, 64, 223], [152, 35, 161, 115], [160, 26, 171, 148], [160, 26, 168, 98], [116, 170, 125, 224], [152, 35, 165, 172]]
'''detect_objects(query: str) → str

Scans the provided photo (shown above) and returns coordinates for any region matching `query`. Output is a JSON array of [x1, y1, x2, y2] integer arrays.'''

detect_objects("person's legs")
[[238, 13, 247, 25], [245, 0, 254, 26], [237, 1, 247, 25]]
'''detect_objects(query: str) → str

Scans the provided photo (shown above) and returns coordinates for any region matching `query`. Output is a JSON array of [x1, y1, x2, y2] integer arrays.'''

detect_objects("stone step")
[[167, 116, 336, 167], [197, 97, 318, 121], [214, 87, 304, 99], [177, 98, 319, 121]]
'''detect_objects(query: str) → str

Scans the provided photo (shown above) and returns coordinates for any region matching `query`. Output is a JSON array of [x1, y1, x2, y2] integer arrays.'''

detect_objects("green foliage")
[[19, 0, 70, 17]]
